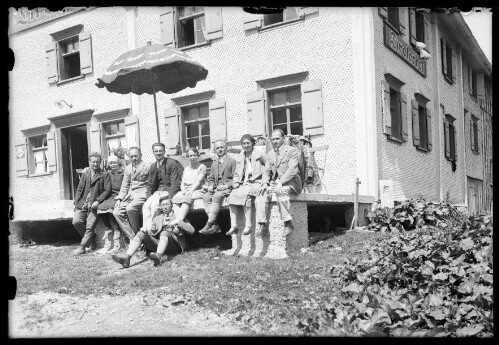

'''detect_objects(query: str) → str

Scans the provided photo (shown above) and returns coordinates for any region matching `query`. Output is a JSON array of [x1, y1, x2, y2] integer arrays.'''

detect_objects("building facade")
[[9, 7, 492, 224]]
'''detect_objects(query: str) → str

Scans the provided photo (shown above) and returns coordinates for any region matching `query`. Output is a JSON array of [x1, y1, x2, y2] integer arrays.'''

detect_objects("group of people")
[[71, 128, 303, 268]]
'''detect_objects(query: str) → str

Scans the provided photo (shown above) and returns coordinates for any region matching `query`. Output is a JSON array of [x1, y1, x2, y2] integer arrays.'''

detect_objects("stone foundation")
[[222, 201, 308, 259]]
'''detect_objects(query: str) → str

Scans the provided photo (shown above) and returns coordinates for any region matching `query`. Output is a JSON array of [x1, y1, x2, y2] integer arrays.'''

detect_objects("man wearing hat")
[[255, 129, 302, 237]]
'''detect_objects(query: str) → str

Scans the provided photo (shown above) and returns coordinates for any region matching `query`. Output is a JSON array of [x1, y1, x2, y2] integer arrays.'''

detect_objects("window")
[[382, 75, 408, 142], [387, 8, 399, 29], [409, 8, 426, 46], [471, 115, 479, 154], [469, 65, 477, 98], [46, 25, 93, 84], [412, 96, 432, 151], [59, 36, 81, 80], [441, 38, 454, 84], [29, 135, 48, 174], [415, 11, 425, 43], [177, 6, 206, 48], [444, 114, 457, 161], [183, 103, 210, 150], [389, 88, 402, 140], [102, 120, 126, 157], [269, 86, 303, 136], [262, 7, 299, 26]]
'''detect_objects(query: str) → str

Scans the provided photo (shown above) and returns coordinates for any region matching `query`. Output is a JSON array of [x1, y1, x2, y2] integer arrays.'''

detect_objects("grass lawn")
[[10, 230, 390, 335]]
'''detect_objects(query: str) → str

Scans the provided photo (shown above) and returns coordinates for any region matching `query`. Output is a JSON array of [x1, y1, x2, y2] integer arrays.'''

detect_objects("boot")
[[88, 234, 97, 251], [226, 227, 238, 236], [73, 245, 86, 255], [206, 223, 221, 234], [111, 253, 131, 268], [242, 227, 251, 235], [149, 252, 163, 267], [255, 223, 269, 237], [97, 231, 114, 254], [283, 220, 294, 237]]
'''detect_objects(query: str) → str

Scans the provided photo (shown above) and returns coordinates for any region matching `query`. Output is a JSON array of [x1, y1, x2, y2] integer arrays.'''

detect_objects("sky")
[[461, 8, 492, 64]]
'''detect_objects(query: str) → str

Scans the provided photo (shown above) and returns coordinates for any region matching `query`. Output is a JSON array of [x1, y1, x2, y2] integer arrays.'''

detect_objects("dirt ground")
[[8, 243, 245, 337]]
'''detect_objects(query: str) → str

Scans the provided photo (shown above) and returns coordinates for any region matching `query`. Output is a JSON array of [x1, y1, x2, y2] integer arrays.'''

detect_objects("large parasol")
[[96, 41, 208, 143]]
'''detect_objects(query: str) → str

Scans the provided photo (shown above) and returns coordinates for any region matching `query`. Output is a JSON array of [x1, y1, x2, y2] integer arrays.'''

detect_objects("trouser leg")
[[228, 204, 239, 228], [113, 202, 135, 239], [203, 193, 212, 216], [156, 231, 169, 255], [207, 191, 226, 223], [80, 209, 99, 247], [255, 193, 270, 224], [126, 231, 144, 257], [176, 203, 191, 222], [244, 198, 253, 229], [142, 195, 154, 230], [72, 209, 87, 237], [126, 196, 146, 235], [276, 188, 293, 222], [158, 231, 182, 256]]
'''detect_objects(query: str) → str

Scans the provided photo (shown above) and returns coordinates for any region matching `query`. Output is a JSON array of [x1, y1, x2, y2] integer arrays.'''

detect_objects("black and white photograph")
[[8, 6, 492, 337]]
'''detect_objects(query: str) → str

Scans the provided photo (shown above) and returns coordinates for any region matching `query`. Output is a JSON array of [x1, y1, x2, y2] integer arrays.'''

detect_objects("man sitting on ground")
[[111, 195, 194, 268]]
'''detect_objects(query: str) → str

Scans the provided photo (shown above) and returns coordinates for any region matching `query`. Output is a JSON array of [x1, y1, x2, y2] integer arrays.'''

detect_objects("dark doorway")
[[60, 125, 88, 199]]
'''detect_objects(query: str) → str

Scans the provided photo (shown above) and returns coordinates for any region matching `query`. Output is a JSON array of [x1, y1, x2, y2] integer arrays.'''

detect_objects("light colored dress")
[[227, 149, 265, 206], [171, 163, 207, 204]]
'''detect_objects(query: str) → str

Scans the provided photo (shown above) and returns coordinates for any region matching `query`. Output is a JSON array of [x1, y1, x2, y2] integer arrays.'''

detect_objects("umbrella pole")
[[151, 80, 161, 143]]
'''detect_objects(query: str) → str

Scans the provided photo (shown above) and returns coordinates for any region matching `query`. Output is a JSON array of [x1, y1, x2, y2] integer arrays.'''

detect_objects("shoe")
[[283, 221, 294, 237], [242, 227, 251, 235], [199, 222, 213, 235], [112, 254, 130, 268], [255, 223, 269, 237], [149, 252, 162, 267], [73, 246, 86, 255], [101, 230, 112, 241], [208, 224, 221, 234], [226, 227, 238, 236], [88, 235, 97, 251]]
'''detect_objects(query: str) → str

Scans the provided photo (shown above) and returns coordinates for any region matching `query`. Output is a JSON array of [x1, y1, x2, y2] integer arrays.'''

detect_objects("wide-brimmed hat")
[[299, 136, 311, 144]]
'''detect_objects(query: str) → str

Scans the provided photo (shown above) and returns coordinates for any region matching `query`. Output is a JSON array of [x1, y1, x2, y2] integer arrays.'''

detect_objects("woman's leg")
[[176, 203, 191, 222], [227, 204, 239, 235]]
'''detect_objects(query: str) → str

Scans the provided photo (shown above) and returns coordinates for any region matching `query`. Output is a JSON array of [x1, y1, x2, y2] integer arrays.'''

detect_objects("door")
[[61, 125, 89, 199]]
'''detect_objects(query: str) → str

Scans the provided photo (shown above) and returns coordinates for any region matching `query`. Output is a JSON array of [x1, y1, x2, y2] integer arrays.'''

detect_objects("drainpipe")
[[431, 13, 443, 202], [457, 44, 468, 209], [126, 7, 140, 118]]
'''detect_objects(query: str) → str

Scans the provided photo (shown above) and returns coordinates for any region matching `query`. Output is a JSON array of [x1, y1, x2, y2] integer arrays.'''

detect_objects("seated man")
[[113, 147, 151, 240], [200, 140, 237, 234], [111, 195, 194, 268], [255, 129, 302, 237], [72, 152, 111, 255]]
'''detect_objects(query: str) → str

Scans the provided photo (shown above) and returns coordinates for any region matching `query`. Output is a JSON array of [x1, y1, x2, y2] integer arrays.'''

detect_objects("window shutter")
[[409, 8, 417, 45], [470, 118, 475, 151], [90, 122, 102, 154], [243, 11, 262, 30], [468, 65, 473, 95], [301, 80, 324, 136], [411, 100, 420, 147], [46, 42, 59, 84], [451, 49, 457, 83], [476, 119, 481, 153], [426, 108, 432, 151], [452, 124, 457, 159], [160, 7, 175, 47], [246, 90, 266, 138], [124, 115, 140, 150], [441, 38, 447, 77], [79, 32, 93, 75], [208, 98, 227, 141], [382, 81, 391, 136], [205, 7, 223, 40], [47, 132, 57, 172], [297, 7, 319, 16], [444, 120, 450, 159], [164, 106, 181, 154], [378, 7, 388, 19], [423, 13, 430, 43], [476, 73, 485, 100], [398, 8, 406, 35], [400, 93, 408, 141], [15, 138, 28, 177]]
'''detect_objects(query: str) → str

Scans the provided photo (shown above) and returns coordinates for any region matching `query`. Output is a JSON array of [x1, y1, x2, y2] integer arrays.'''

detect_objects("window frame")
[[471, 115, 480, 154], [176, 6, 207, 49], [470, 66, 478, 99], [28, 134, 49, 176], [417, 104, 428, 151], [101, 119, 127, 159], [414, 10, 425, 44], [182, 102, 211, 152], [268, 85, 304, 136], [441, 38, 454, 84], [58, 35, 81, 81], [445, 114, 457, 162], [386, 7, 400, 32], [261, 7, 301, 28]]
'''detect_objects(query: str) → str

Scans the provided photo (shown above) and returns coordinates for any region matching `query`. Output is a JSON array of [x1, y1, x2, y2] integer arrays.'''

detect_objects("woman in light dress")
[[226, 134, 267, 235], [171, 147, 207, 222]]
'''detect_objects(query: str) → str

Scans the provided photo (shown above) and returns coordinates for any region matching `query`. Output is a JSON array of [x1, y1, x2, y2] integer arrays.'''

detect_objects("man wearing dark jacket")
[[72, 152, 111, 255], [142, 143, 183, 231]]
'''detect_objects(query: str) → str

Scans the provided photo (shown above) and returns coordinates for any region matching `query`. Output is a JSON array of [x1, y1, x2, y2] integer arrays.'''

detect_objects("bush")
[[366, 198, 468, 233], [319, 214, 493, 337]]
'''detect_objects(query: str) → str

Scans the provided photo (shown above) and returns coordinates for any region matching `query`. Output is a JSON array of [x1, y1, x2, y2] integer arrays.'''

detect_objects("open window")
[[411, 94, 432, 151], [46, 25, 92, 84], [409, 8, 429, 47], [379, 7, 406, 35], [16, 125, 57, 177], [441, 37, 456, 84], [160, 7, 223, 49], [382, 74, 408, 143], [444, 114, 457, 162], [468, 64, 478, 99], [244, 7, 318, 31], [470, 114, 480, 154]]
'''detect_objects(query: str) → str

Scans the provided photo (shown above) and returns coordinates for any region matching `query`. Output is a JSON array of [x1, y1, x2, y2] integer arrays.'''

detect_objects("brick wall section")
[[437, 25, 465, 204], [9, 7, 130, 205], [462, 59, 484, 180], [372, 8, 439, 202]]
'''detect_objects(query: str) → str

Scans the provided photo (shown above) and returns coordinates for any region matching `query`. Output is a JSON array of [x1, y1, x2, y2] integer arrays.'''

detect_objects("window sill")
[[258, 16, 304, 32], [179, 41, 212, 51], [415, 146, 429, 153], [27, 172, 53, 178], [471, 149, 480, 156], [384, 21, 401, 35], [446, 157, 457, 163], [57, 74, 84, 85], [470, 95, 478, 103], [386, 135, 403, 144], [443, 75, 454, 85]]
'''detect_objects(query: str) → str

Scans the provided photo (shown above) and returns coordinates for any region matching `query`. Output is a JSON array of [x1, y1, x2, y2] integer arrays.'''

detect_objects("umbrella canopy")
[[96, 43, 208, 94], [96, 42, 208, 143]]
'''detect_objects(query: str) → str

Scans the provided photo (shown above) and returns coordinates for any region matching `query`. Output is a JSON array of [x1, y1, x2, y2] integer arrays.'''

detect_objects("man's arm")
[[116, 167, 131, 200], [260, 153, 272, 186], [146, 164, 157, 199], [207, 161, 216, 188], [96, 172, 112, 203], [232, 156, 243, 185], [167, 160, 183, 199], [279, 147, 299, 185], [74, 173, 86, 205], [226, 158, 237, 188]]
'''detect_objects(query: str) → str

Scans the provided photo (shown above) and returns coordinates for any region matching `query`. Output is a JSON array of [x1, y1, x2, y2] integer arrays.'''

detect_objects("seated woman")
[[111, 195, 194, 268], [96, 154, 125, 252], [226, 134, 267, 235], [171, 147, 207, 222]]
